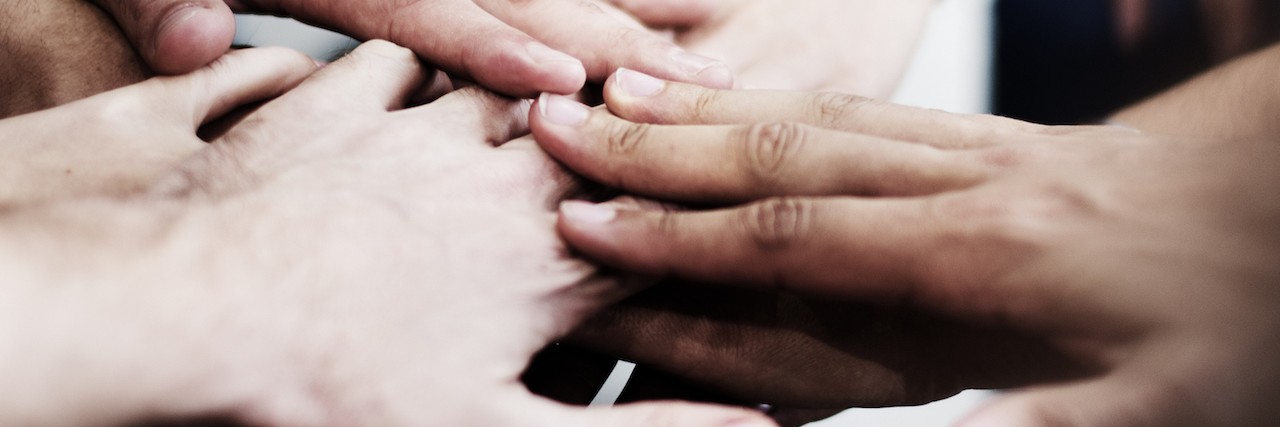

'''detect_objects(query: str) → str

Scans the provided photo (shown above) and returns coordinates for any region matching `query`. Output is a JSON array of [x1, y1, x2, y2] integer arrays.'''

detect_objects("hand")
[[87, 0, 735, 97], [569, 278, 1090, 410], [529, 70, 1280, 426], [0, 45, 310, 205], [607, 0, 935, 97], [0, 42, 777, 427]]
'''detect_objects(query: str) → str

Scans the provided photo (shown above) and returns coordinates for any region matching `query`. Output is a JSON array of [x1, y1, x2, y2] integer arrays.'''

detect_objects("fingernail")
[[723, 417, 777, 427], [527, 42, 583, 67], [560, 201, 617, 225], [614, 68, 665, 97], [538, 93, 590, 127], [673, 51, 734, 87]]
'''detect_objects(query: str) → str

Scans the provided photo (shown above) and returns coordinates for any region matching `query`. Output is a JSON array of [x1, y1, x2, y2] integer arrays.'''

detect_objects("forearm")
[[0, 199, 274, 426], [1110, 43, 1280, 140], [0, 0, 149, 119]]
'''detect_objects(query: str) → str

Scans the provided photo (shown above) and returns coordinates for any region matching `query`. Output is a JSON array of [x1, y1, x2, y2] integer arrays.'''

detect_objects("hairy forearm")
[[0, 200, 276, 426], [0, 0, 149, 119], [1111, 43, 1280, 140]]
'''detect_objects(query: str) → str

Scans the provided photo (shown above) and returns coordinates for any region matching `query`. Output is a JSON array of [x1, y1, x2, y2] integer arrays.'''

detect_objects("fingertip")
[[530, 93, 598, 170], [468, 40, 587, 97], [535, 93, 592, 127], [524, 42, 588, 95], [610, 68, 668, 98], [557, 201, 625, 261], [151, 4, 236, 74], [603, 69, 684, 123], [603, 68, 670, 120], [671, 51, 735, 89], [560, 201, 619, 228], [696, 63, 736, 90], [531, 93, 589, 150]]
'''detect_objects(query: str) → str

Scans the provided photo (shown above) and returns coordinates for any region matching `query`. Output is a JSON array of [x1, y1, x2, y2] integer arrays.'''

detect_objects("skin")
[[0, 0, 149, 118], [1111, 43, 1280, 140], [608, 0, 935, 98], [527, 47, 1280, 426], [85, 0, 736, 97], [0, 42, 783, 427]]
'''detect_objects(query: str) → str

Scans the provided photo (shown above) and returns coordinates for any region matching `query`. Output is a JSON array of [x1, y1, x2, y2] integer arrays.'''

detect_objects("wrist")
[[0, 198, 284, 426]]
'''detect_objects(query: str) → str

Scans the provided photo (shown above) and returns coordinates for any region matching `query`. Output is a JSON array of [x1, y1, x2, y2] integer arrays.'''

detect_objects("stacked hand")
[[86, 0, 735, 96], [606, 0, 935, 97], [529, 70, 1280, 426], [0, 43, 778, 427]]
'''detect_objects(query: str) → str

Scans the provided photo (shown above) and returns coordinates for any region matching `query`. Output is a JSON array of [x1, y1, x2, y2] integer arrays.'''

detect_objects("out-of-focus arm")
[[1110, 43, 1280, 140]]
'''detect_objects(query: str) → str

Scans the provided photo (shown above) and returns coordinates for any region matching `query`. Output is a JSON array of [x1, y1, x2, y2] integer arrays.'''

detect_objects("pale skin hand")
[[607, 0, 935, 97], [85, 0, 735, 97], [527, 65, 1280, 426], [0, 45, 311, 205], [0, 42, 777, 427]]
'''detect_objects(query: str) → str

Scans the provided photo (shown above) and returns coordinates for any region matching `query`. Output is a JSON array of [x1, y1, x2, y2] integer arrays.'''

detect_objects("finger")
[[292, 0, 587, 97], [522, 399, 777, 427], [284, 40, 425, 112], [556, 195, 1044, 317], [478, 0, 734, 89], [531, 94, 987, 202], [602, 69, 1046, 148], [89, 0, 235, 74], [411, 87, 531, 145], [605, 0, 719, 27], [143, 46, 317, 129], [569, 285, 940, 408]]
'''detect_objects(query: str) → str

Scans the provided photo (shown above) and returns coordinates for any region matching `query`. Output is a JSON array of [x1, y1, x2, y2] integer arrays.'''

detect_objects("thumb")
[[537, 401, 778, 427], [90, 0, 236, 74]]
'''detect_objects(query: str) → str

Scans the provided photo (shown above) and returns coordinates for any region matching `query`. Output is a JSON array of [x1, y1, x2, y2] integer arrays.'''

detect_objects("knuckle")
[[654, 210, 681, 240], [690, 88, 723, 122], [605, 119, 652, 156], [740, 198, 816, 251], [975, 145, 1039, 169], [810, 92, 872, 128], [739, 122, 806, 186]]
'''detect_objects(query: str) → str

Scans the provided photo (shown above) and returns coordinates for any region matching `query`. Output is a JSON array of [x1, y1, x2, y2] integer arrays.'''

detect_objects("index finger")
[[602, 70, 1047, 148], [249, 0, 587, 97]]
